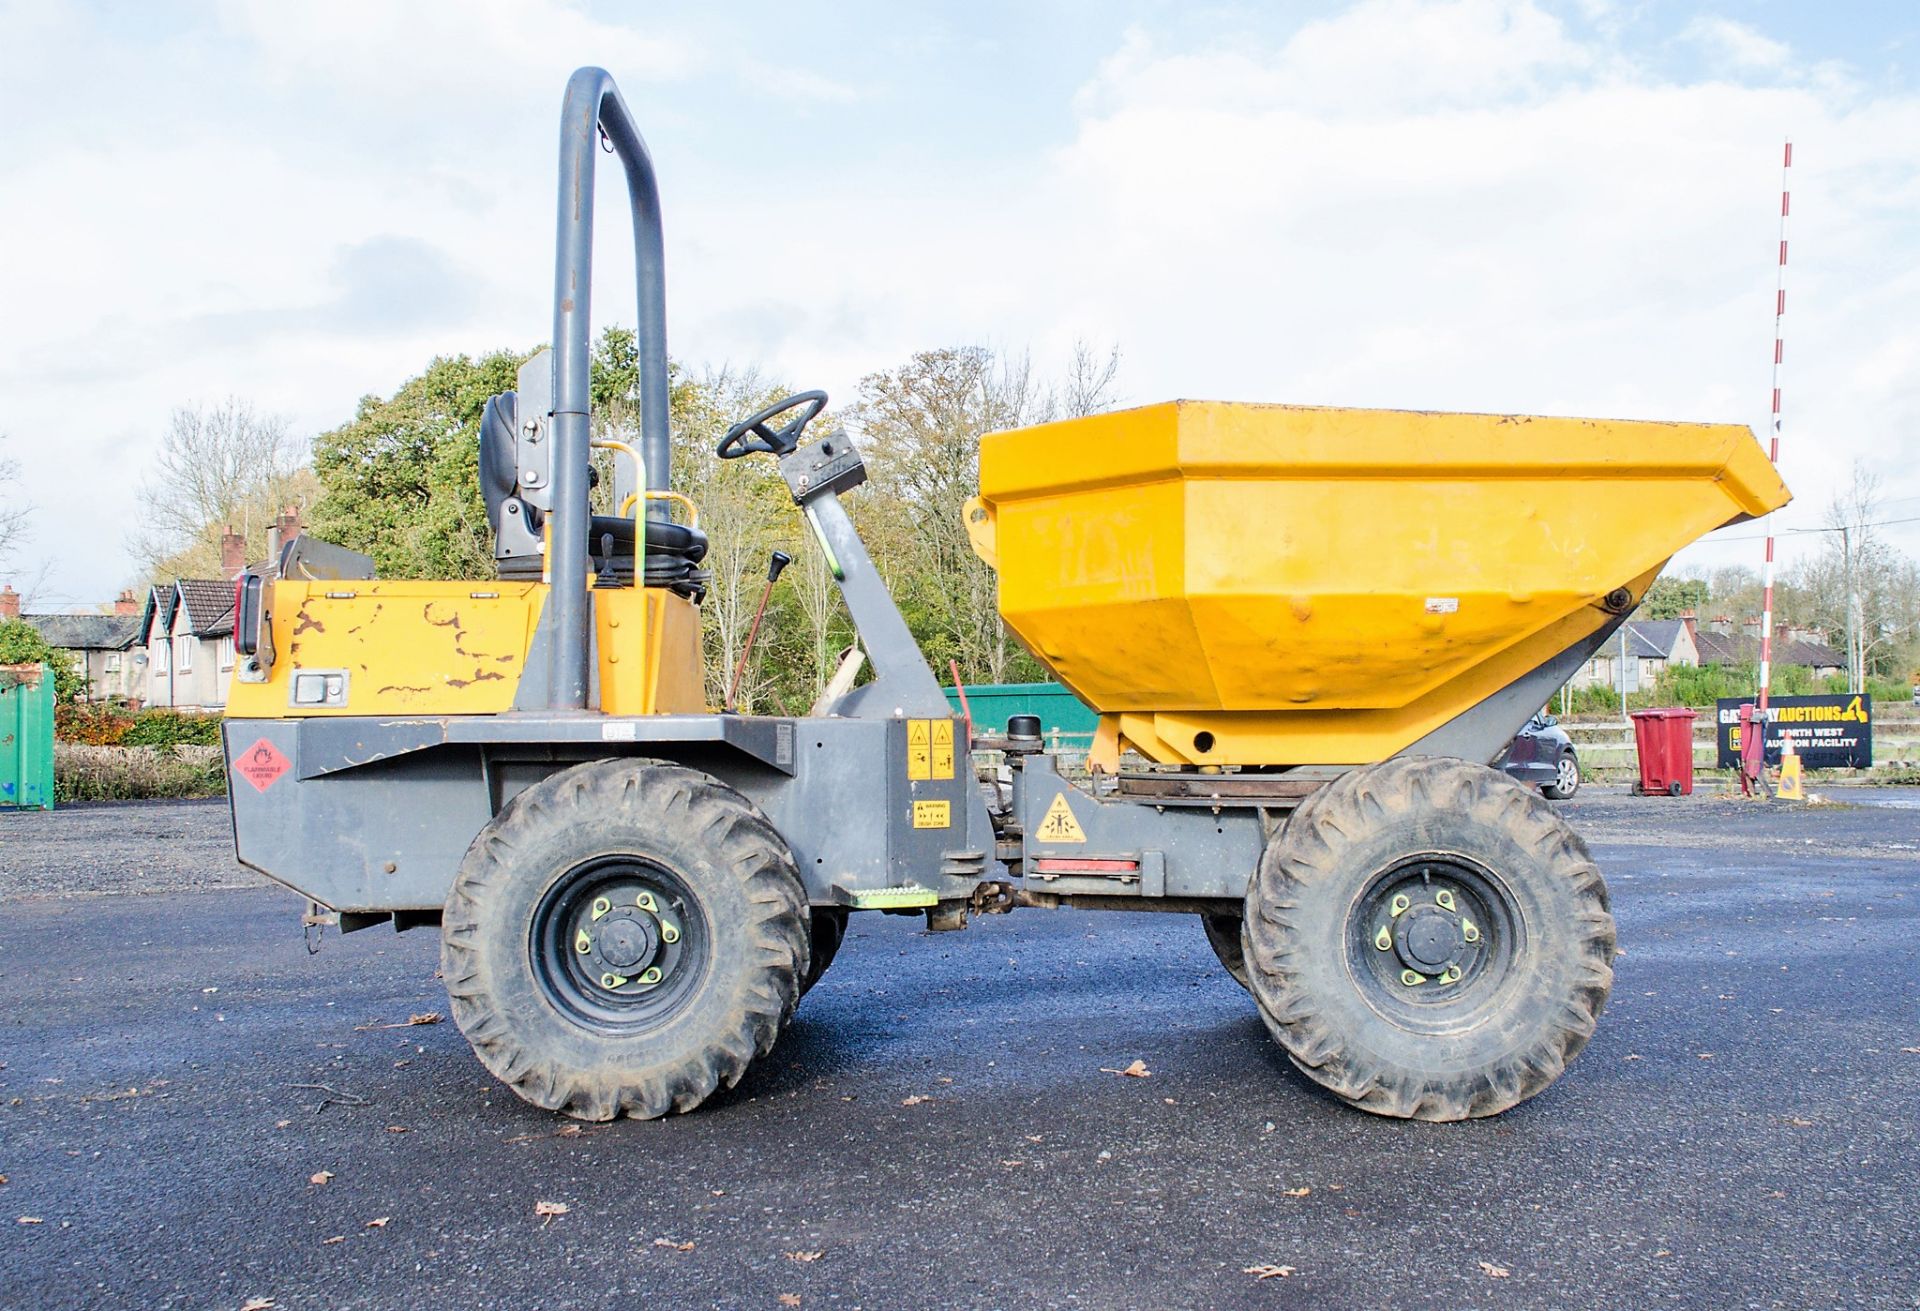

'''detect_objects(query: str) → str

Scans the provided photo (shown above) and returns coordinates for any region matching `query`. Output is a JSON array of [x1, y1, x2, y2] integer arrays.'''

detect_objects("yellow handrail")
[[620, 489, 699, 528]]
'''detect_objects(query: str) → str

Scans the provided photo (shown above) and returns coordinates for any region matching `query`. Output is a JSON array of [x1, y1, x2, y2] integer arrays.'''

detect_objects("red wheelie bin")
[[1630, 708, 1698, 796]]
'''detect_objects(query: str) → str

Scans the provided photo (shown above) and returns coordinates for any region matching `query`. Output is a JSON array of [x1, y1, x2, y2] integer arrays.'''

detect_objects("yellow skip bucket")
[[966, 401, 1788, 769]]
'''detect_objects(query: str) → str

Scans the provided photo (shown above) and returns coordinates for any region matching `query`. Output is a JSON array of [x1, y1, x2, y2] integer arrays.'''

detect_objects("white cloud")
[[1679, 16, 1793, 73], [1, 0, 1915, 604]]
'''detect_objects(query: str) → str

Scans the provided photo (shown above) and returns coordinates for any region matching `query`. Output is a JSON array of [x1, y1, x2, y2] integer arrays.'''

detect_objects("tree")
[[0, 435, 29, 571], [1789, 463, 1920, 688], [0, 619, 83, 703], [309, 351, 530, 579], [1642, 575, 1709, 619], [133, 400, 314, 581], [850, 343, 1122, 686]]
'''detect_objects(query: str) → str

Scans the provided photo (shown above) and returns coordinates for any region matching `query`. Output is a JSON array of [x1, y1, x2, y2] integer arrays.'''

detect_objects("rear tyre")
[[1244, 756, 1614, 1121], [800, 908, 849, 998], [441, 758, 809, 1121], [1200, 913, 1251, 991], [1541, 750, 1581, 800]]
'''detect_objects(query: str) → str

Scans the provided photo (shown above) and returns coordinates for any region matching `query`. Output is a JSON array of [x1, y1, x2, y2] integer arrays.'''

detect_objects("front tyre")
[[1541, 749, 1581, 800], [1244, 756, 1614, 1121], [441, 759, 809, 1121]]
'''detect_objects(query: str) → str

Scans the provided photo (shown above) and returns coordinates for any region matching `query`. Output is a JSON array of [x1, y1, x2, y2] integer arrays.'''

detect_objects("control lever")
[[725, 550, 792, 713]]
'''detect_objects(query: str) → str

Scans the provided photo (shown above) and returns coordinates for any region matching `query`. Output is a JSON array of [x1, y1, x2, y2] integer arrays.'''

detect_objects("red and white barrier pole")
[[1747, 140, 1791, 793]]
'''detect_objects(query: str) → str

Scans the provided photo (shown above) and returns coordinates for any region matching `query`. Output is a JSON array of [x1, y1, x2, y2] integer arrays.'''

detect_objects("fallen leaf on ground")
[[535, 1201, 569, 1224], [1100, 1060, 1151, 1078], [1784, 1117, 1814, 1128], [0, 1175, 8, 1185], [1478, 1262, 1511, 1279], [1901, 1047, 1920, 1054], [275, 1120, 291, 1129], [784, 1250, 824, 1262], [17, 1216, 43, 1225], [654, 1238, 695, 1251], [900, 1095, 932, 1106], [1696, 1053, 1714, 1060], [1624, 1053, 1643, 1062], [309, 1171, 334, 1186], [385, 1126, 408, 1134], [322, 1236, 345, 1245], [778, 1297, 801, 1307], [354, 1012, 444, 1031], [1243, 1264, 1297, 1280], [1654, 1249, 1671, 1258], [1281, 1186, 1311, 1198], [240, 1299, 275, 1311], [364, 1217, 390, 1229]]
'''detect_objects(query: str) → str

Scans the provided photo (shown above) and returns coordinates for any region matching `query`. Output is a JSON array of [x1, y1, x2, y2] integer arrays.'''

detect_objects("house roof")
[[175, 579, 235, 637], [139, 579, 235, 641], [1609, 625, 1668, 660], [1623, 619, 1689, 659], [21, 613, 142, 651], [1694, 631, 1844, 669]]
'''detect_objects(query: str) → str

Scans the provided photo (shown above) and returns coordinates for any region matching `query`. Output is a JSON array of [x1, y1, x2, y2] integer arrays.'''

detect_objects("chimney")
[[219, 526, 247, 580], [114, 589, 138, 616], [0, 585, 18, 621], [1678, 609, 1698, 647], [1708, 614, 1733, 635], [267, 505, 303, 565]]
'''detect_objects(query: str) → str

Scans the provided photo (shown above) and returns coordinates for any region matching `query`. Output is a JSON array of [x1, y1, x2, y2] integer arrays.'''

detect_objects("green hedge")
[[120, 710, 223, 748]]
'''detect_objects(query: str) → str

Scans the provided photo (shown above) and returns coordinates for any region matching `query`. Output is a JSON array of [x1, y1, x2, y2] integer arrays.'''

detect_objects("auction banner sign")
[[1715, 694, 1873, 769]]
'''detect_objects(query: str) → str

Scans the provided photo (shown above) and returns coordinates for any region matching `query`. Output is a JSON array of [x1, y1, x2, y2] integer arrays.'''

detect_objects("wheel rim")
[[1555, 757, 1579, 793], [1345, 853, 1526, 1034], [530, 856, 709, 1035]]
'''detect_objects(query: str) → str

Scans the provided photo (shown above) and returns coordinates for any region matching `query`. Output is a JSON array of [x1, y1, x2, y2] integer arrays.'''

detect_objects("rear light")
[[235, 574, 266, 656]]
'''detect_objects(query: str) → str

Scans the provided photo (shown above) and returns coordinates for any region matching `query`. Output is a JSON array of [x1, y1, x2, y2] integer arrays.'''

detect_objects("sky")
[[1, 0, 1915, 608]]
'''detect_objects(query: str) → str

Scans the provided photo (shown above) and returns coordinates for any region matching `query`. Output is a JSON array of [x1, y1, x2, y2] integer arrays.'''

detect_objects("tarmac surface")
[[2, 789, 1918, 1309]]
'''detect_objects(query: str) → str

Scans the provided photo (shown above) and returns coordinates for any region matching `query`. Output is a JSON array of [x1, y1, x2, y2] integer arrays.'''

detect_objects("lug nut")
[[1462, 918, 1480, 943], [638, 966, 663, 985], [1435, 889, 1456, 911], [1389, 893, 1411, 918], [660, 920, 680, 945], [1401, 969, 1426, 986], [575, 930, 593, 954], [1374, 925, 1392, 951]]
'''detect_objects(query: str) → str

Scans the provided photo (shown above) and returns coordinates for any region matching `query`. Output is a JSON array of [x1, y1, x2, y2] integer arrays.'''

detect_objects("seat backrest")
[[478, 391, 521, 536]]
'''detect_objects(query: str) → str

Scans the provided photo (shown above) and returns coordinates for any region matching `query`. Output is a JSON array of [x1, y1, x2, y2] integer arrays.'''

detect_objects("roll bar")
[[545, 66, 671, 710]]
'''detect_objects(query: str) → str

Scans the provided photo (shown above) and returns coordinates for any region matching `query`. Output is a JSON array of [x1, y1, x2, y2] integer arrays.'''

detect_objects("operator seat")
[[478, 392, 708, 599]]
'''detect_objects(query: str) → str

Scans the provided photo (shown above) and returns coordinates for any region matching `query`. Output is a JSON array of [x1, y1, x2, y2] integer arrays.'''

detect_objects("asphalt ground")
[[1, 790, 1918, 1310]]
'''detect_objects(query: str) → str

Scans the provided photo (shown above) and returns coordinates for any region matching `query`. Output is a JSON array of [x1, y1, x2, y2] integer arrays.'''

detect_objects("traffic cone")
[[1776, 734, 1804, 802]]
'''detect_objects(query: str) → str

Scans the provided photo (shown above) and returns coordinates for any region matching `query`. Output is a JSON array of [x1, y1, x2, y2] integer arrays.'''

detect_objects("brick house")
[[0, 586, 145, 702]]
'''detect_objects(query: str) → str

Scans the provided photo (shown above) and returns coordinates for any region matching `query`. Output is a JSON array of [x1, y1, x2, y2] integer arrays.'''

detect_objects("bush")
[[53, 744, 226, 802], [120, 710, 223, 748], [55, 701, 136, 745], [53, 704, 222, 747], [0, 620, 84, 703]]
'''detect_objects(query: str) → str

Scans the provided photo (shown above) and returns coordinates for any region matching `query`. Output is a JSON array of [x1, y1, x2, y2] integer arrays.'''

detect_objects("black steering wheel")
[[716, 390, 828, 459]]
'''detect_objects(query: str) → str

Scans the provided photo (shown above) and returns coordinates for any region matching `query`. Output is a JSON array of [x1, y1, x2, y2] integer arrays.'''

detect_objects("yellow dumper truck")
[[222, 68, 1789, 1122]]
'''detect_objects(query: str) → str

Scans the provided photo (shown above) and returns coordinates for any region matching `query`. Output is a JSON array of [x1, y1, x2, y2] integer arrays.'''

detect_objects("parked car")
[[1499, 711, 1581, 799]]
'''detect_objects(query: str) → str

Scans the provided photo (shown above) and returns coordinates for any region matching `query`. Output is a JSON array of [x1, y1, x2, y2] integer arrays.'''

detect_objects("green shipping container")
[[944, 681, 1099, 744], [0, 663, 55, 810]]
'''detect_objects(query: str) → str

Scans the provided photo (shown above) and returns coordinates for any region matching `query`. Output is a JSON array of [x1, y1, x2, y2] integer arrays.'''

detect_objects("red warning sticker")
[[235, 738, 291, 793]]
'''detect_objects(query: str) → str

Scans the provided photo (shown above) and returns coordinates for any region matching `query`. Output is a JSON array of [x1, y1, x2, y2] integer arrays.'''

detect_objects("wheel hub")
[[1395, 906, 1462, 974], [589, 911, 659, 972]]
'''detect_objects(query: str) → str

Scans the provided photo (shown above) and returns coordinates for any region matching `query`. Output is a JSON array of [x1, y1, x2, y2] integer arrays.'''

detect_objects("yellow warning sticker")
[[931, 718, 955, 779], [907, 719, 932, 780], [912, 799, 951, 829], [1035, 792, 1086, 844]]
